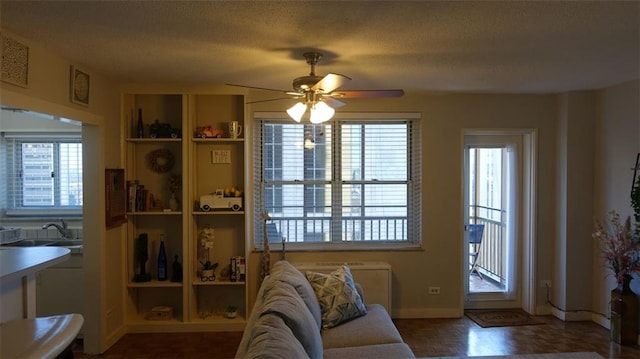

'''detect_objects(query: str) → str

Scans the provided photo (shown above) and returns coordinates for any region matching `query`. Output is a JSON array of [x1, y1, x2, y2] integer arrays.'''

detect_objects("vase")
[[610, 274, 639, 345], [169, 193, 179, 211], [201, 269, 215, 282], [225, 310, 237, 319]]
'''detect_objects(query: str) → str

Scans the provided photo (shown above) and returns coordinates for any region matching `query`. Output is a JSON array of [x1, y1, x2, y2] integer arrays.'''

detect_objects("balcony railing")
[[470, 205, 507, 289], [267, 216, 408, 242]]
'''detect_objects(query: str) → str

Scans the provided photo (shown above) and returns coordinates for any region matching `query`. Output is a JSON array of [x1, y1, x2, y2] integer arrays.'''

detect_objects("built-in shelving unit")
[[122, 91, 248, 332]]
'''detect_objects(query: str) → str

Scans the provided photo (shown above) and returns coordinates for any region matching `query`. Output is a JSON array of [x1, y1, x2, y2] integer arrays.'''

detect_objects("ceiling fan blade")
[[331, 89, 405, 98], [246, 97, 295, 104], [322, 97, 346, 108], [311, 73, 351, 93], [226, 83, 289, 93]]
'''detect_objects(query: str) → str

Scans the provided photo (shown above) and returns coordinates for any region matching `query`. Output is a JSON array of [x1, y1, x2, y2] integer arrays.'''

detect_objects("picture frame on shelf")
[[105, 168, 127, 228], [70, 65, 90, 106]]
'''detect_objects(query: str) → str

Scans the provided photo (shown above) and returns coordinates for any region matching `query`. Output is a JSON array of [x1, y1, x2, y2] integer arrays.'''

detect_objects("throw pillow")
[[305, 265, 367, 329]]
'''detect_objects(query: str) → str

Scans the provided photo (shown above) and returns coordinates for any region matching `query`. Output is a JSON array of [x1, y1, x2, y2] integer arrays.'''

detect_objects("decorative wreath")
[[147, 148, 175, 173]]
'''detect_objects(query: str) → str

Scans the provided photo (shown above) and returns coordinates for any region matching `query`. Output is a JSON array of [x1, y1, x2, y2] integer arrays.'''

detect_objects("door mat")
[[424, 352, 603, 358], [465, 309, 545, 328]]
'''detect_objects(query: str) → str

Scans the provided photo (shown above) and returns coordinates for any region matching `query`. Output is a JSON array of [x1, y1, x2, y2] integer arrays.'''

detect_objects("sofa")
[[235, 260, 415, 359]]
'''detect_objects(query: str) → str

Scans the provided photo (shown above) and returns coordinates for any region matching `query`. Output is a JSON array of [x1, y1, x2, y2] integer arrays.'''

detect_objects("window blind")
[[253, 113, 421, 249], [3, 134, 82, 213]]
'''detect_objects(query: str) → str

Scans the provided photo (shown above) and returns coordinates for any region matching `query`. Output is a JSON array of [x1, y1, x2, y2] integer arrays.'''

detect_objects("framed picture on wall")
[[105, 168, 127, 228], [1, 34, 29, 88], [70, 65, 90, 106]]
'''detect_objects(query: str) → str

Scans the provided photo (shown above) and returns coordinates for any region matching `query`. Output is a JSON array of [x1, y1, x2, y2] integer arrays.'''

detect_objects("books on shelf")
[[127, 180, 159, 212], [230, 256, 245, 282]]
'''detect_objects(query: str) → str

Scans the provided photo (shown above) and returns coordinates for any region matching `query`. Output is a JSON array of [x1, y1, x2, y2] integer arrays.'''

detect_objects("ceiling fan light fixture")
[[287, 102, 307, 123], [228, 51, 404, 123], [309, 101, 335, 124]]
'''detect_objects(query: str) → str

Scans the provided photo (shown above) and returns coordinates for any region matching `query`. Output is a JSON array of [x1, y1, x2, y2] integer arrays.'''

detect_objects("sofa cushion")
[[270, 260, 322, 329], [260, 279, 323, 359], [322, 304, 404, 349], [244, 314, 311, 359], [235, 274, 277, 358], [323, 342, 415, 359], [305, 265, 367, 329]]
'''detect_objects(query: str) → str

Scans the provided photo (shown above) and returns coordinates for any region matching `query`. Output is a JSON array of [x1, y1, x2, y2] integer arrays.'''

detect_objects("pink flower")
[[593, 211, 640, 284]]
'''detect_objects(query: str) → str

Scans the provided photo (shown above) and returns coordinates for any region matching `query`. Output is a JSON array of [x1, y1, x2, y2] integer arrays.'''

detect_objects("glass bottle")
[[137, 108, 144, 138], [157, 235, 168, 281]]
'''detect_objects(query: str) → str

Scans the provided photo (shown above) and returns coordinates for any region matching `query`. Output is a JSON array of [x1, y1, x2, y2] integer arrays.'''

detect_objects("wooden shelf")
[[192, 278, 245, 286], [127, 280, 183, 288], [192, 138, 244, 143], [123, 92, 247, 333], [192, 210, 244, 215], [126, 138, 182, 143], [190, 315, 246, 324], [127, 211, 182, 216]]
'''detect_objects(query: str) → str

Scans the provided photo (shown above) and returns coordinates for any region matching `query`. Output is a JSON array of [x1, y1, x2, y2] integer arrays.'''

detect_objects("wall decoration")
[[70, 65, 90, 106], [105, 168, 127, 228], [1, 34, 29, 88], [147, 148, 175, 173]]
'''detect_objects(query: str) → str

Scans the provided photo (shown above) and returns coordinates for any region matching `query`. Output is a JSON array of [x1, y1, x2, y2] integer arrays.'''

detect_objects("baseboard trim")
[[101, 325, 126, 354], [392, 307, 462, 318], [550, 307, 593, 321]]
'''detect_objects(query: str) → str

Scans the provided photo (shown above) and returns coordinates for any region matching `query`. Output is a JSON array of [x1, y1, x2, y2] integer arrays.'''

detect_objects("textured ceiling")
[[1, 1, 638, 94]]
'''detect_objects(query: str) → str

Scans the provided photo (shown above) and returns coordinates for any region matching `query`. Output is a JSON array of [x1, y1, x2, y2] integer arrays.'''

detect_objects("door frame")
[[461, 129, 537, 313]]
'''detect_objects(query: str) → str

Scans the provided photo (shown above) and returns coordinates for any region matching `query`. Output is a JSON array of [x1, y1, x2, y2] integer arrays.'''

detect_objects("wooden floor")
[[75, 316, 640, 358]]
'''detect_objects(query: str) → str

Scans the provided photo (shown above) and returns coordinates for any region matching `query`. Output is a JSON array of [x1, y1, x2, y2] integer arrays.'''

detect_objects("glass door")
[[464, 134, 521, 308]]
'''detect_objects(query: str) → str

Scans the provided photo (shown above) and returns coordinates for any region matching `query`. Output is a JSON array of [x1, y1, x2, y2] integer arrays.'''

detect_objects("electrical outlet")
[[428, 286, 440, 295], [539, 280, 551, 288]]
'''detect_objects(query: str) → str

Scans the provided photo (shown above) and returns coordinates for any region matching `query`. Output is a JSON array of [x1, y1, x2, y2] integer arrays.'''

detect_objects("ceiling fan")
[[227, 52, 404, 123]]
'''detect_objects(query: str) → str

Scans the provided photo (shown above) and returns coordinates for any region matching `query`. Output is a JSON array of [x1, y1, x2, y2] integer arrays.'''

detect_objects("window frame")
[[3, 133, 83, 217], [253, 112, 422, 251]]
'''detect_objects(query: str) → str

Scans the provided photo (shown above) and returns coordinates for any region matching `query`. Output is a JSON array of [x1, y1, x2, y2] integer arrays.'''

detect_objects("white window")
[[253, 113, 421, 249], [3, 134, 82, 215]]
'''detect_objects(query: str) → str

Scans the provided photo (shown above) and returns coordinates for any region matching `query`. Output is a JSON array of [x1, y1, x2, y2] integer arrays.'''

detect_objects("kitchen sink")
[[47, 239, 83, 247], [1, 238, 83, 247], [4, 239, 54, 247]]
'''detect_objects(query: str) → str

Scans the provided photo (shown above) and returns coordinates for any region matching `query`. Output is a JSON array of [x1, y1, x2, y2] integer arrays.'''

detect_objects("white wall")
[[248, 91, 559, 317], [554, 91, 597, 320], [2, 27, 637, 353], [592, 79, 640, 328], [249, 84, 638, 322], [0, 30, 124, 354]]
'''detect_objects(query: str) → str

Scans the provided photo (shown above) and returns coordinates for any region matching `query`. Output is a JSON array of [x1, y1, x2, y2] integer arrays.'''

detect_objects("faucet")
[[42, 219, 73, 239]]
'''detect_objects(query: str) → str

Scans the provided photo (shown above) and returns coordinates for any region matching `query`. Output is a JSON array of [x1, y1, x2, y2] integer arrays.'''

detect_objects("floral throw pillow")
[[305, 265, 367, 329]]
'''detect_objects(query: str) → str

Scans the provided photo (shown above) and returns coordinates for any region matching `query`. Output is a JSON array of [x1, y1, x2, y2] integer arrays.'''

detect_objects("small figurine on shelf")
[[195, 125, 224, 139], [200, 260, 218, 281], [149, 119, 181, 138], [225, 305, 238, 319], [199, 225, 217, 281]]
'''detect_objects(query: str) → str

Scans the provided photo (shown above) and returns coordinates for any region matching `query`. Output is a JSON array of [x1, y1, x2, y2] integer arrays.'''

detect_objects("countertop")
[[0, 247, 71, 283]]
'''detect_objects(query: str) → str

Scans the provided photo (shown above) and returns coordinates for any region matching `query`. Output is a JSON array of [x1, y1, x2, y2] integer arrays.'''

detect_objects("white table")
[[0, 247, 70, 323]]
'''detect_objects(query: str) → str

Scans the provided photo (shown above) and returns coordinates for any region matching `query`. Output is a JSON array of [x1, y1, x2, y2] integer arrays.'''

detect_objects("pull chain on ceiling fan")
[[227, 52, 404, 123]]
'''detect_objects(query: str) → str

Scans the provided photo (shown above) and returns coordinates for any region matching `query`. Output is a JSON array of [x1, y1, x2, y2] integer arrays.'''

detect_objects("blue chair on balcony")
[[468, 224, 485, 280]]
